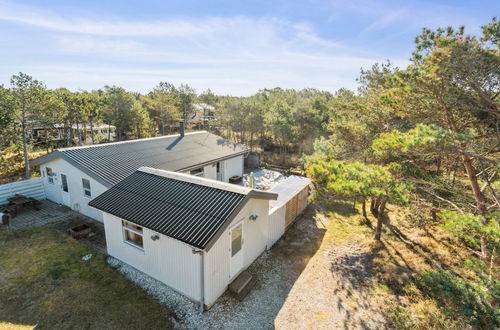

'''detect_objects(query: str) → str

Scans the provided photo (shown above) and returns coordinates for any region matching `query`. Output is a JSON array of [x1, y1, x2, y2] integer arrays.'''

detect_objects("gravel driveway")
[[109, 206, 386, 329]]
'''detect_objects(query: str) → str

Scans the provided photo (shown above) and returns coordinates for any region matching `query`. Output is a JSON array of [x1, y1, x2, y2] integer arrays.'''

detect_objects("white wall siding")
[[104, 213, 202, 302], [40, 158, 107, 221], [204, 198, 269, 306], [222, 155, 244, 182], [0, 178, 46, 204], [204, 226, 230, 307], [267, 205, 286, 248], [242, 199, 269, 268], [203, 163, 217, 180]]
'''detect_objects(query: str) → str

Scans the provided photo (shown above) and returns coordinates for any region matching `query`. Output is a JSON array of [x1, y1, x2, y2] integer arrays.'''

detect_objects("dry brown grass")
[[319, 200, 489, 329], [0, 150, 46, 184]]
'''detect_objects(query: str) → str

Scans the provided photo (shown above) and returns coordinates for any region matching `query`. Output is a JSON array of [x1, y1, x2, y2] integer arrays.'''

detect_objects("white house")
[[89, 167, 278, 309], [31, 130, 248, 221]]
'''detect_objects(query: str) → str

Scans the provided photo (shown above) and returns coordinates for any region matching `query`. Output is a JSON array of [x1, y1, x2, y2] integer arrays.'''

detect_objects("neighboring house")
[[89, 167, 278, 309], [31, 130, 248, 221], [31, 123, 117, 145], [190, 103, 216, 124]]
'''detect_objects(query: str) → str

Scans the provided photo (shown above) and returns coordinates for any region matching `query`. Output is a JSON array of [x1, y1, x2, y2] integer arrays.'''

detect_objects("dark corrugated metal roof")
[[89, 170, 248, 249], [31, 132, 248, 187]]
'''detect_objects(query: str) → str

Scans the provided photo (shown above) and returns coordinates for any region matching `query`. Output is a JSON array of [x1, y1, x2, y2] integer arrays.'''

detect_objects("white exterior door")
[[229, 221, 244, 278], [60, 173, 71, 207]]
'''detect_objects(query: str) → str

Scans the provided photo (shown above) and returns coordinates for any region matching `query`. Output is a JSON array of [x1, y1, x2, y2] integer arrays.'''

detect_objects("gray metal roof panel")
[[88, 170, 247, 249], [31, 132, 248, 186]]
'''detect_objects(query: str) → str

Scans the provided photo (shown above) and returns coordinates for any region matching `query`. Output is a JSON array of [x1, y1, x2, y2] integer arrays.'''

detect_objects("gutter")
[[192, 248, 205, 312]]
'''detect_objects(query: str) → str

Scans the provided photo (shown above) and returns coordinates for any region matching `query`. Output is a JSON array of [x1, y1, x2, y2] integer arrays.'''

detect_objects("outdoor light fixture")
[[150, 234, 160, 241], [249, 214, 258, 221]]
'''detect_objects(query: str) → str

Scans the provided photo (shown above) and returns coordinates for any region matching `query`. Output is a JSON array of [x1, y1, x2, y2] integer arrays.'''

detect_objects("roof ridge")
[[138, 167, 253, 195], [57, 131, 208, 152]]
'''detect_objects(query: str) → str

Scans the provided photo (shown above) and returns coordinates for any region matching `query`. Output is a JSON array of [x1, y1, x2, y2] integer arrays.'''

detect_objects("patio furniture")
[[2, 194, 41, 218], [0, 204, 18, 217]]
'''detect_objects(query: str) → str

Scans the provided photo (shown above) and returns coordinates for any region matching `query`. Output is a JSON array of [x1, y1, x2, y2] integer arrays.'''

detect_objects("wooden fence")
[[0, 177, 46, 205], [284, 186, 309, 228]]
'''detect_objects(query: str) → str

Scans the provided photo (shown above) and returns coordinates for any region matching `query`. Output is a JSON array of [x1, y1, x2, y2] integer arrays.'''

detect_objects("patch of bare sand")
[[275, 212, 387, 329]]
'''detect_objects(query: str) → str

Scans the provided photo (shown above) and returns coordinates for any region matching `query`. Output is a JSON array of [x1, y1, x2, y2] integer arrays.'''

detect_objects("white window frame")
[[190, 167, 204, 177], [82, 178, 92, 198], [122, 221, 144, 250]]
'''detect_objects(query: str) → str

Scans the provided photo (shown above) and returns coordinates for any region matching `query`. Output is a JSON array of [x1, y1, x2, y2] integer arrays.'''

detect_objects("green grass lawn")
[[0, 228, 173, 329]]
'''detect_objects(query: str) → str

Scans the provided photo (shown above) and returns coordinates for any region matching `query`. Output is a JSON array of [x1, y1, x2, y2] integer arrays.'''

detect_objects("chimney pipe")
[[179, 121, 185, 137]]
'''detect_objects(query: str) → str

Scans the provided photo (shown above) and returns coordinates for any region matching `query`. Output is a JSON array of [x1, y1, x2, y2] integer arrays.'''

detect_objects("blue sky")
[[0, 0, 497, 95]]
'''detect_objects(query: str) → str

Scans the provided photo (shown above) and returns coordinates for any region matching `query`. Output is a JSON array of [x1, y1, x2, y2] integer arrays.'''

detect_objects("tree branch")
[[420, 189, 465, 214]]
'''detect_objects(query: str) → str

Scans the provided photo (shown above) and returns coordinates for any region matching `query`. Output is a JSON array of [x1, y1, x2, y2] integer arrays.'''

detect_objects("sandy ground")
[[273, 209, 386, 330], [112, 205, 386, 329]]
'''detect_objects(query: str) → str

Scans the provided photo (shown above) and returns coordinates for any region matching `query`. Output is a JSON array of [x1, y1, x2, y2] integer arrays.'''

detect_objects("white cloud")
[[0, 0, 410, 95], [0, 1, 209, 37]]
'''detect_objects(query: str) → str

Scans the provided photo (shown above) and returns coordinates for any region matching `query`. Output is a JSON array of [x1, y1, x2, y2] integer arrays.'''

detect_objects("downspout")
[[192, 248, 205, 312]]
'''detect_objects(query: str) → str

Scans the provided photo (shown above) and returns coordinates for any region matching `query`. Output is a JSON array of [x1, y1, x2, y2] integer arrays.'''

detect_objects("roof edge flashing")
[[138, 167, 277, 200]]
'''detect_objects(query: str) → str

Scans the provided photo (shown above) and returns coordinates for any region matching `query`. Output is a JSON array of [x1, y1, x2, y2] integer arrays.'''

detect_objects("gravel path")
[[109, 207, 386, 329], [108, 250, 291, 329]]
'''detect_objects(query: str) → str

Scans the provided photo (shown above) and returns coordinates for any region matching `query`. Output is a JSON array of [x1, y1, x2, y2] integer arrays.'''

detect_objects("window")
[[231, 223, 242, 257], [190, 167, 204, 177], [122, 221, 144, 249], [46, 167, 54, 184], [82, 178, 91, 198], [61, 174, 69, 192]]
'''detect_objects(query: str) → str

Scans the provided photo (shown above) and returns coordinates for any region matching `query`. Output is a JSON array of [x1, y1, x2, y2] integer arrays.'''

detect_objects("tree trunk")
[[68, 122, 74, 146], [462, 153, 490, 258], [250, 129, 254, 149], [374, 197, 387, 241], [370, 198, 380, 217], [362, 199, 368, 223], [89, 118, 94, 144], [21, 116, 30, 179], [76, 121, 81, 145], [445, 108, 489, 258]]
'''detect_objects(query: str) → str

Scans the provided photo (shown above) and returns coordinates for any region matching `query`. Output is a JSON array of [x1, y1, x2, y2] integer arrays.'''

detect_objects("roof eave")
[[203, 195, 251, 251], [30, 150, 113, 188], [176, 149, 250, 172], [88, 203, 205, 250], [203, 190, 276, 251]]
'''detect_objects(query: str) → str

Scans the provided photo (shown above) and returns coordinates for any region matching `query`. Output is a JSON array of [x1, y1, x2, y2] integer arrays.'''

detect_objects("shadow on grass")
[[325, 199, 358, 217], [384, 220, 460, 274]]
